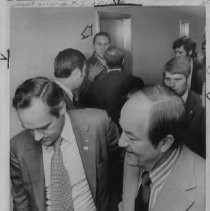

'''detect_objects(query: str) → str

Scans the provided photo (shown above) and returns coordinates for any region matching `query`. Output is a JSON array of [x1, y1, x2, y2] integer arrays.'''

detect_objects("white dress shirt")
[[42, 113, 96, 211], [55, 80, 73, 101]]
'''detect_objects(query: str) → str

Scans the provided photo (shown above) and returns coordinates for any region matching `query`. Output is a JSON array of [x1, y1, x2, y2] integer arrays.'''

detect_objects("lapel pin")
[[84, 146, 89, 150]]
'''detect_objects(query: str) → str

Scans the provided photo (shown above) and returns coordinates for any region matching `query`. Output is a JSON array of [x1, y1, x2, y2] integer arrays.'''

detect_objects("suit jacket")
[[63, 89, 75, 110], [10, 108, 120, 211], [185, 90, 205, 158], [83, 71, 144, 127], [119, 145, 205, 211], [85, 53, 108, 81], [191, 59, 203, 95], [79, 53, 108, 102], [55, 81, 75, 110]]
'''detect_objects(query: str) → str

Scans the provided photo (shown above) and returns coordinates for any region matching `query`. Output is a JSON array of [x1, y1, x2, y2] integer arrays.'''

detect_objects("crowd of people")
[[10, 31, 206, 211]]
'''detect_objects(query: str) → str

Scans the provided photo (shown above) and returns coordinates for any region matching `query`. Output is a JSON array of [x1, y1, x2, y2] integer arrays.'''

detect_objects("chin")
[[41, 140, 55, 147], [126, 157, 139, 167]]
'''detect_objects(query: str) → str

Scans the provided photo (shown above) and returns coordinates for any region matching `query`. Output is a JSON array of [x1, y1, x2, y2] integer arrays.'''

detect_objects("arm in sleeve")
[[10, 144, 30, 211], [200, 107, 206, 158]]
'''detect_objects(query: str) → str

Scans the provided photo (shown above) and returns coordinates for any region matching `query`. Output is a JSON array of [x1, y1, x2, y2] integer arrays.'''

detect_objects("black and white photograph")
[[0, 2, 208, 211]]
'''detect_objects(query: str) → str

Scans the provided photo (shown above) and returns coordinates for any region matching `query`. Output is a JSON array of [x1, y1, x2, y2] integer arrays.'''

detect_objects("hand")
[[88, 62, 105, 82]]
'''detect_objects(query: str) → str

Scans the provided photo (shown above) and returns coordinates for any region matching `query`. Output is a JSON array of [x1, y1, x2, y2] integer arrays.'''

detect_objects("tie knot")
[[141, 171, 151, 187]]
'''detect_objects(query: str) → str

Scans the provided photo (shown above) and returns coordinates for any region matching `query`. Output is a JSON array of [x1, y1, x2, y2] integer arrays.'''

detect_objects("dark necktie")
[[50, 137, 74, 211], [135, 171, 151, 211]]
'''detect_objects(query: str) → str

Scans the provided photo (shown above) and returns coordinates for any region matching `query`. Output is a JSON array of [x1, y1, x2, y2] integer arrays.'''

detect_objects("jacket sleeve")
[[105, 113, 121, 154], [10, 142, 30, 211]]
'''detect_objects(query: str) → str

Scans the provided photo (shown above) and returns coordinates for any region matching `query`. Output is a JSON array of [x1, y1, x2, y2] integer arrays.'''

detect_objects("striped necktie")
[[135, 171, 151, 211], [50, 137, 74, 211]]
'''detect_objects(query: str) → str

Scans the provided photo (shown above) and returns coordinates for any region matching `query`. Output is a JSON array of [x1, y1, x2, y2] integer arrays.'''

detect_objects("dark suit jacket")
[[191, 59, 203, 94], [10, 109, 120, 211], [85, 53, 108, 81], [119, 145, 205, 211], [63, 89, 75, 110], [84, 71, 144, 127], [185, 90, 205, 158]]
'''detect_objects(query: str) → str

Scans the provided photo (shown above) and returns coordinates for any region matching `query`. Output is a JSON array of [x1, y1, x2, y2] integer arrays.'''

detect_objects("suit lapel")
[[122, 153, 141, 211], [185, 91, 196, 123], [23, 140, 45, 211], [152, 146, 196, 211], [69, 113, 97, 202]]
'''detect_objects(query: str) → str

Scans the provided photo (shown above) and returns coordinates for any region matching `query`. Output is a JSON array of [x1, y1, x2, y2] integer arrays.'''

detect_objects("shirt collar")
[[108, 68, 121, 73], [182, 88, 189, 103], [148, 147, 180, 184], [55, 80, 73, 101]]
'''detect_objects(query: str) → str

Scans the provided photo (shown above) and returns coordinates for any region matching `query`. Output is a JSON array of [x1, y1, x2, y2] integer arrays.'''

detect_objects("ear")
[[71, 68, 82, 80], [160, 134, 174, 153], [59, 101, 66, 116], [81, 63, 86, 76]]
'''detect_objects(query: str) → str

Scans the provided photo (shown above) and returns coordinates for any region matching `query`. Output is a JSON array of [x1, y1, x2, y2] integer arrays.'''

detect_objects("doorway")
[[96, 11, 132, 74]]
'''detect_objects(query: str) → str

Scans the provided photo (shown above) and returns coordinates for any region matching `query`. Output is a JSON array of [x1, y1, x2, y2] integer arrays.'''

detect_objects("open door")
[[96, 11, 132, 74]]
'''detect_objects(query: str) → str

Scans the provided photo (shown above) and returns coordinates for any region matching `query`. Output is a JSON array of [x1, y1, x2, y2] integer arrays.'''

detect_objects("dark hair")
[[172, 36, 197, 58], [93, 32, 111, 45], [104, 46, 124, 69], [54, 48, 86, 78], [129, 85, 187, 148], [163, 56, 191, 78], [13, 77, 64, 118]]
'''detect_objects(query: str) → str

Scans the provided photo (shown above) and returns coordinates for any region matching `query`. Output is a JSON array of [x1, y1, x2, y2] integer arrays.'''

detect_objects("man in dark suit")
[[83, 46, 144, 129], [172, 36, 203, 94], [10, 77, 121, 211], [118, 85, 205, 211], [54, 48, 86, 109], [163, 56, 205, 158]]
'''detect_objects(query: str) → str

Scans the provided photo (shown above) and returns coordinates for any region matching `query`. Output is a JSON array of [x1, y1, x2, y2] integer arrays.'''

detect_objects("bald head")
[[120, 85, 186, 148]]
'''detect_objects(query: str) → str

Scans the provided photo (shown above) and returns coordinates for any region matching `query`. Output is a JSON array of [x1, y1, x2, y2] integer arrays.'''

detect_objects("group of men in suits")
[[10, 32, 205, 211], [163, 37, 205, 158]]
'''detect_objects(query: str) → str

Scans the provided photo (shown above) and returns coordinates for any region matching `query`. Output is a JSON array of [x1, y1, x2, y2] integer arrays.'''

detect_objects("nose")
[[34, 130, 44, 141], [169, 79, 175, 88], [101, 44, 106, 50], [118, 133, 129, 148]]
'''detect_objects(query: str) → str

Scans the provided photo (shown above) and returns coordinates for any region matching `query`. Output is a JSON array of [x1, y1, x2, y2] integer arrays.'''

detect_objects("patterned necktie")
[[135, 171, 151, 211], [50, 137, 74, 211]]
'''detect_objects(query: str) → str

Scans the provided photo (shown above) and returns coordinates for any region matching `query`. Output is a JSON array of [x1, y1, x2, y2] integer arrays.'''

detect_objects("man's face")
[[119, 99, 163, 170], [17, 98, 65, 146], [174, 45, 187, 57], [94, 35, 110, 58], [164, 72, 188, 96]]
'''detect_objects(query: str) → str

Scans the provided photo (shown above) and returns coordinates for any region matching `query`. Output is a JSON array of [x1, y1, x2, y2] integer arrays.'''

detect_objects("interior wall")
[[10, 7, 96, 137], [97, 6, 205, 84], [10, 6, 205, 137]]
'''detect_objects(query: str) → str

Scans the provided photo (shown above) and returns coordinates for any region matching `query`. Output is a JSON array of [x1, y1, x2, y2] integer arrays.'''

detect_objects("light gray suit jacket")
[[10, 108, 120, 211], [119, 145, 205, 211]]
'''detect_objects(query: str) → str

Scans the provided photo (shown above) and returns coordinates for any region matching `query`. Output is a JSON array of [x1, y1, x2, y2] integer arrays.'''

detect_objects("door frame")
[[95, 11, 132, 74]]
